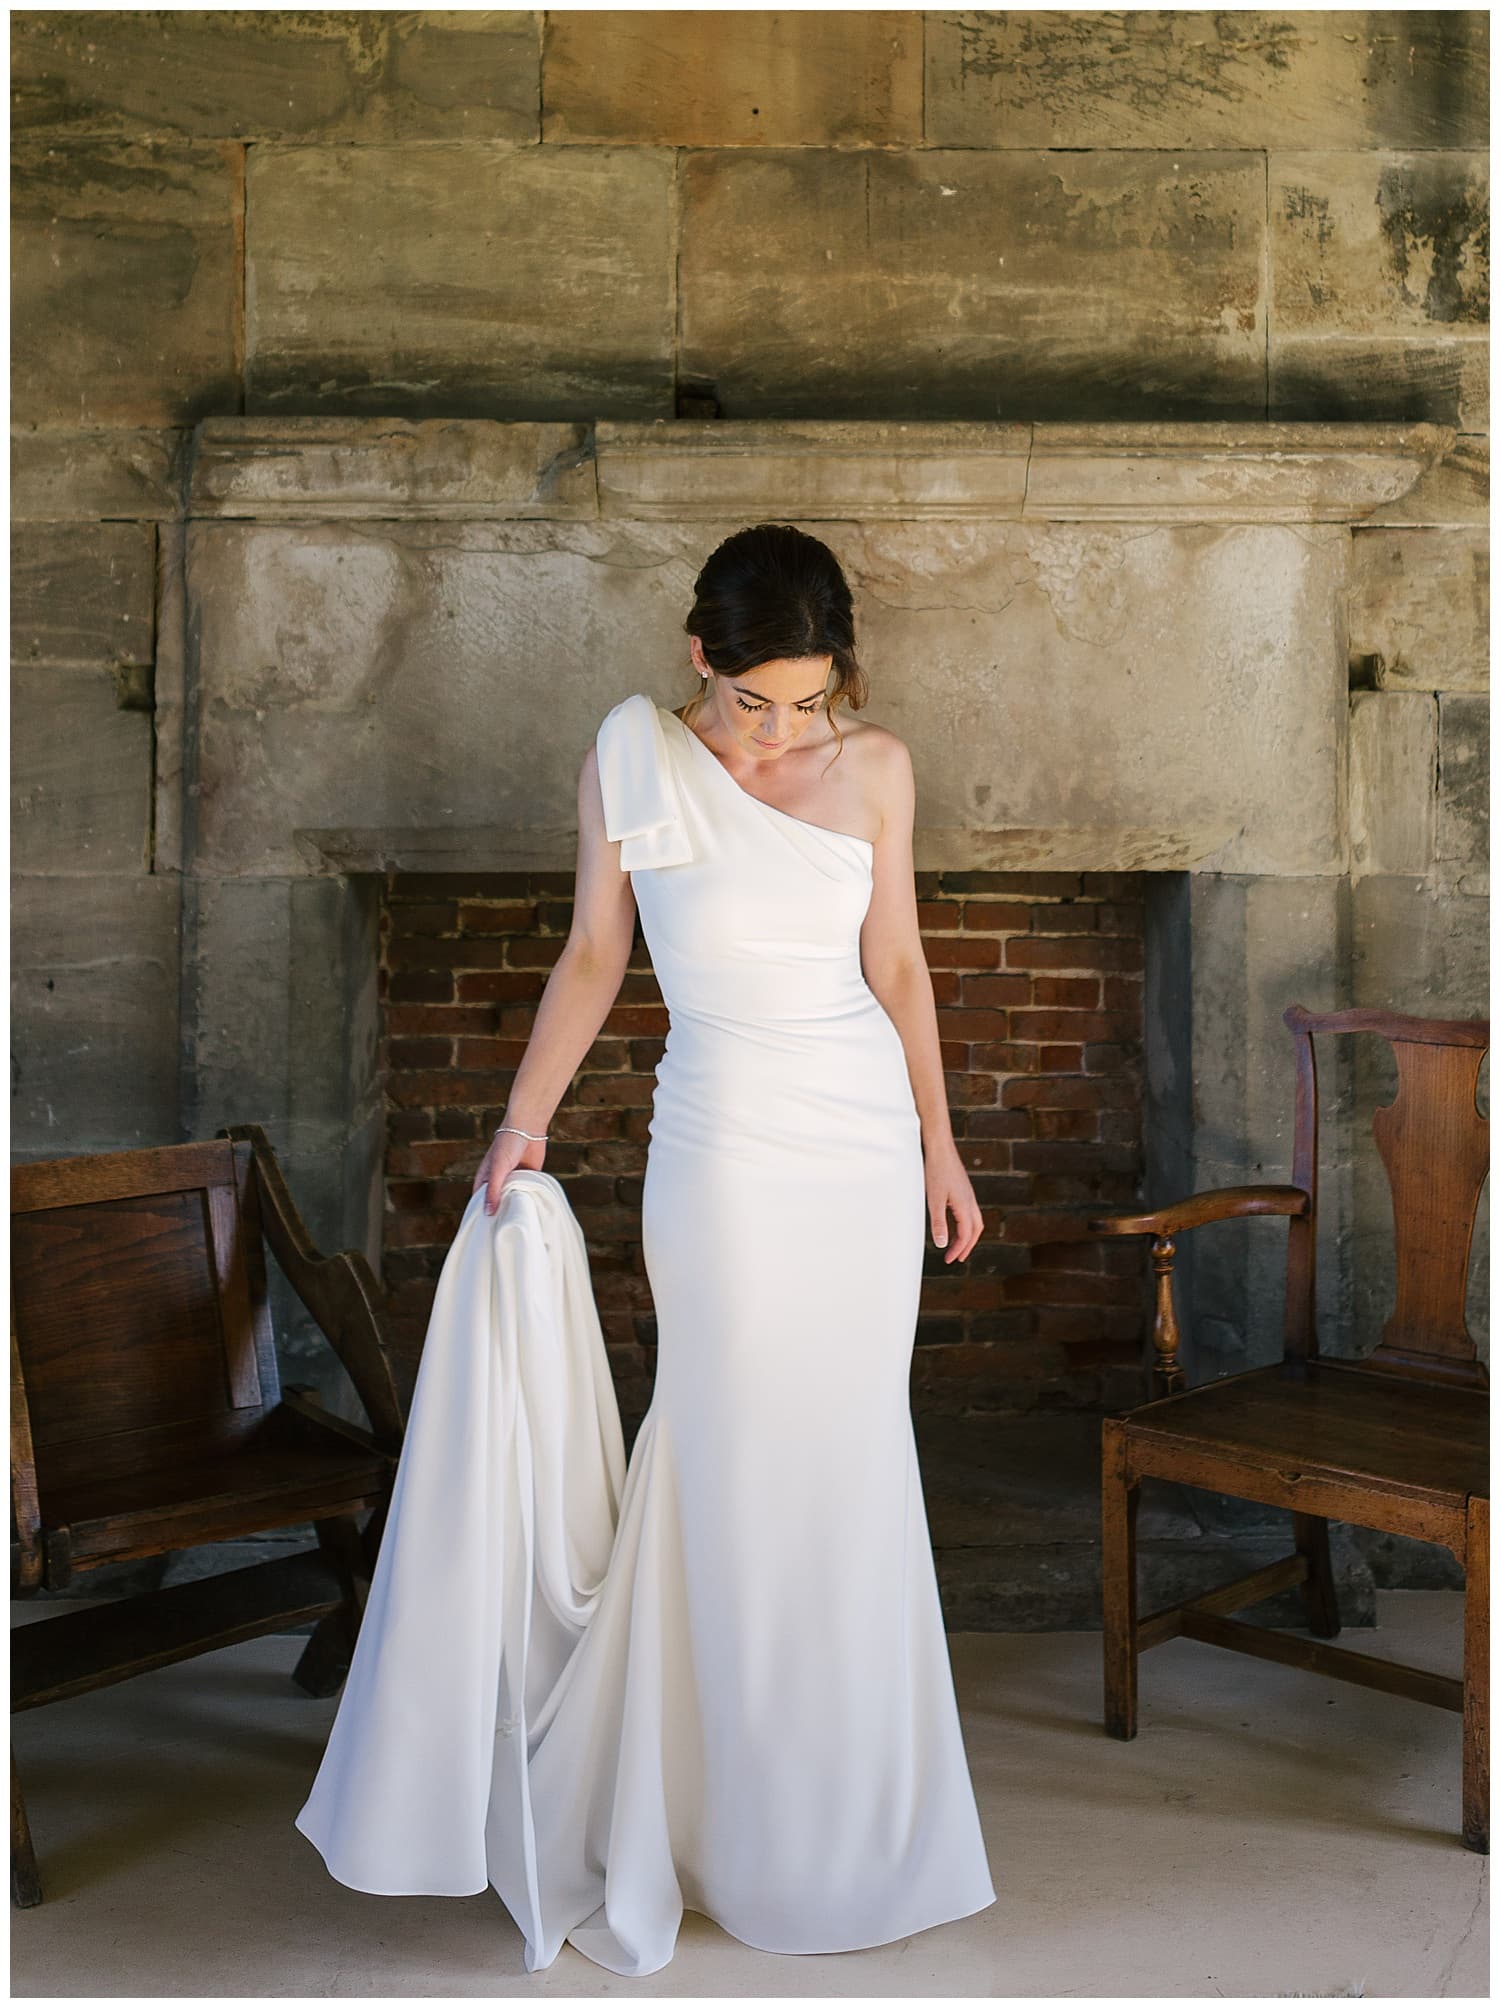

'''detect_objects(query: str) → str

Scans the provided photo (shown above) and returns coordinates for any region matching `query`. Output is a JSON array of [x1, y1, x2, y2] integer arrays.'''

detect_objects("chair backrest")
[[1282, 1005, 1489, 1387], [11, 1139, 281, 1500]]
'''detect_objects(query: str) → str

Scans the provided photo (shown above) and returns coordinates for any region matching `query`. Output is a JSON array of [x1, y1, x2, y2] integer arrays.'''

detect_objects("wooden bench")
[[11, 1125, 406, 1905]]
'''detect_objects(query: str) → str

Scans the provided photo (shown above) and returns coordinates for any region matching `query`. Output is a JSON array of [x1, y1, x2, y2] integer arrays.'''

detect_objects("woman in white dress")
[[294, 523, 995, 1975]]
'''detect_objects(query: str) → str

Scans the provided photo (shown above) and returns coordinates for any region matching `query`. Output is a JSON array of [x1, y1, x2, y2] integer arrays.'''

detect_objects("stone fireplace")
[[160, 415, 1479, 1451]]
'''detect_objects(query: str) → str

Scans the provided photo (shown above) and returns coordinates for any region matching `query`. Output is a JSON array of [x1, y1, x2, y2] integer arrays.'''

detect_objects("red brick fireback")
[[379, 870, 1150, 1421]]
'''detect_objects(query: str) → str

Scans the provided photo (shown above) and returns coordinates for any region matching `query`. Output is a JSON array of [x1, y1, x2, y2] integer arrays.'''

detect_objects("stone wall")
[[11, 14, 1489, 1399]]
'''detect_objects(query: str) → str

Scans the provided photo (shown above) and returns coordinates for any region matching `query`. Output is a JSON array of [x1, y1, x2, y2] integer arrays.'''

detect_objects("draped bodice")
[[594, 692, 878, 1033]]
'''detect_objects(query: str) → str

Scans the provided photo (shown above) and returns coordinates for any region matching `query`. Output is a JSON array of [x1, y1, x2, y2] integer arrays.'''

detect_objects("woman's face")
[[689, 639, 833, 762]]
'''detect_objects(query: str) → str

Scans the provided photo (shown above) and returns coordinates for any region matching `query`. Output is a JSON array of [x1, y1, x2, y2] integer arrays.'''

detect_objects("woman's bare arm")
[[858, 733, 983, 1263], [472, 740, 636, 1213]]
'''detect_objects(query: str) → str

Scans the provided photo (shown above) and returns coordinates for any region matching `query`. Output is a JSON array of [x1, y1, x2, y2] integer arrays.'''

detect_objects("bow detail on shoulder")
[[594, 693, 695, 870]]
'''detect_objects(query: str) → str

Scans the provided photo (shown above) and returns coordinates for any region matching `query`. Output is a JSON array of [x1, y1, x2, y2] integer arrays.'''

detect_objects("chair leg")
[[1101, 1417, 1139, 1740], [1463, 1493, 1488, 1854], [1292, 1512, 1342, 1639], [291, 1512, 369, 1701], [12, 1745, 42, 1909]]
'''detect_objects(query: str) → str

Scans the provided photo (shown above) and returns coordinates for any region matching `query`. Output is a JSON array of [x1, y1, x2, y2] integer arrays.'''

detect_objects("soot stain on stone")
[[1376, 162, 1489, 325]]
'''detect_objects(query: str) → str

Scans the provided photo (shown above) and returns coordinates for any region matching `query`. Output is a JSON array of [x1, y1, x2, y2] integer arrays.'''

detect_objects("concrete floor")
[[11, 1591, 1487, 1999]]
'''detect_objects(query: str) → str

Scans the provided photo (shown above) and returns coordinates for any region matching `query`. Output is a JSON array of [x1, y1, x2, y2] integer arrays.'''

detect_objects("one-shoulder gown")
[[293, 690, 996, 1976]]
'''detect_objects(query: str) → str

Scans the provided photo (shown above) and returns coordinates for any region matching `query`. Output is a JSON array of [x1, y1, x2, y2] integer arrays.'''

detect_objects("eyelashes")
[[734, 695, 823, 716]]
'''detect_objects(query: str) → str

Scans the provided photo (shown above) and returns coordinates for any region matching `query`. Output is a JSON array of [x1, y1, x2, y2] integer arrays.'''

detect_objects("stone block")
[[542, 10, 922, 146], [1271, 151, 1488, 335], [10, 428, 190, 522], [244, 146, 674, 418], [679, 150, 1267, 420], [179, 875, 293, 1140], [596, 420, 1032, 520], [190, 417, 598, 520], [10, 872, 181, 1152], [1352, 873, 1490, 1015], [12, 10, 538, 143], [1350, 527, 1489, 690], [11, 523, 156, 674], [1170, 874, 1355, 1373], [1348, 691, 1437, 878], [1436, 692, 1489, 885], [184, 515, 1347, 881], [11, 669, 153, 873], [1022, 421, 1453, 523], [1363, 434, 1489, 530], [12, 142, 242, 428], [1270, 336, 1489, 434], [1349, 875, 1488, 1359], [926, 11, 1488, 151]]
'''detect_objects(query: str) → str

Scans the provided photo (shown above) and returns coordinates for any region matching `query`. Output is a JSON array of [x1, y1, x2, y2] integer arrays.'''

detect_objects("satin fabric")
[[294, 690, 996, 1975]]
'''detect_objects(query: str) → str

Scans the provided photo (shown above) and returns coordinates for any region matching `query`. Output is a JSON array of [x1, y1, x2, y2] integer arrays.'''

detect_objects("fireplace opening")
[[377, 866, 1151, 1434]]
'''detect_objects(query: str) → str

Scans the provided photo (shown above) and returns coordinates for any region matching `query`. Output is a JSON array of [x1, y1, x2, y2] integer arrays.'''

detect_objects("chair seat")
[[1125, 1359, 1488, 1510], [34, 1403, 392, 1572]]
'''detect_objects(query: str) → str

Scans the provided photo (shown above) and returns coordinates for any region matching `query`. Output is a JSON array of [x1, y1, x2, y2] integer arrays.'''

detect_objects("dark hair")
[[681, 523, 868, 753]]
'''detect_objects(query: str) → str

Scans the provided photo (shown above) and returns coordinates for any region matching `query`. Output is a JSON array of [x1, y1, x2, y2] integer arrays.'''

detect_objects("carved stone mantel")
[[184, 415, 1455, 524], [163, 415, 1463, 885]]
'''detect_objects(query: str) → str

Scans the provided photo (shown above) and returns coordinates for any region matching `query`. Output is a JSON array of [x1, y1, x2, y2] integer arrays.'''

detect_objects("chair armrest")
[[282, 1384, 395, 1463], [220, 1124, 406, 1451], [1087, 1184, 1310, 1399], [1088, 1184, 1310, 1238]]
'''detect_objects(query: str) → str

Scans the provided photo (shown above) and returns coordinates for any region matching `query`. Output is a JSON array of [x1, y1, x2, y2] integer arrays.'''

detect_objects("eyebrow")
[[735, 683, 827, 704]]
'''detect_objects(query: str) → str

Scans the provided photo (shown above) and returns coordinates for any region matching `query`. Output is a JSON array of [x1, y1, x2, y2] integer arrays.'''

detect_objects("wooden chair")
[[1092, 1005, 1489, 1852], [10, 1124, 405, 1906]]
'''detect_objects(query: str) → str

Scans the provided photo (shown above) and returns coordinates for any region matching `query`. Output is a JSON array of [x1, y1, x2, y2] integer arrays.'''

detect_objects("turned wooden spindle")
[[1149, 1233, 1184, 1397]]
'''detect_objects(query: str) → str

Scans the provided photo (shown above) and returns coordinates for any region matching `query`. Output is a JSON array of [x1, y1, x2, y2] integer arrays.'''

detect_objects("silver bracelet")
[[495, 1124, 549, 1142]]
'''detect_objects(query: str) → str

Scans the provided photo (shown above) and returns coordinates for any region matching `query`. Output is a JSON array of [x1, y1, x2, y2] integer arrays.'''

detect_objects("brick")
[[959, 974, 1031, 1009], [923, 936, 1003, 971], [1002, 1076, 1137, 1111], [1006, 935, 1145, 973], [1031, 976, 1100, 1009], [1010, 1008, 1137, 1043], [958, 902, 1034, 933], [1037, 1045, 1085, 1073]]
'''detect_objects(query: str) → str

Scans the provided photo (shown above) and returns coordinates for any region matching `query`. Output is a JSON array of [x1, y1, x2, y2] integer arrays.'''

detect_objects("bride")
[[294, 521, 996, 1975]]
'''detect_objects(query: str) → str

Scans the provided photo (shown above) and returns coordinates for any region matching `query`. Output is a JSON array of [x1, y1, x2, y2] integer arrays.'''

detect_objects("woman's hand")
[[471, 1125, 547, 1217], [924, 1138, 984, 1263]]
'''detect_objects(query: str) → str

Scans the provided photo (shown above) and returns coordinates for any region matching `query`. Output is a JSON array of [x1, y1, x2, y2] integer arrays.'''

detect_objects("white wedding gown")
[[294, 690, 996, 1975]]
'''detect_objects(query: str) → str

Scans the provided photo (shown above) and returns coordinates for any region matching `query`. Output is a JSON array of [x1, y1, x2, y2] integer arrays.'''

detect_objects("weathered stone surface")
[[10, 872, 181, 1153], [195, 416, 1453, 525], [1350, 875, 1488, 1357], [1274, 153, 1487, 338], [1159, 874, 1354, 1371], [12, 142, 242, 428], [1436, 693, 1489, 887], [11, 523, 156, 673], [1270, 334, 1489, 432], [1020, 421, 1453, 523], [1363, 433, 1489, 530], [596, 420, 1032, 520], [542, 10, 921, 147], [1348, 690, 1437, 878], [596, 418, 1451, 523], [926, 11, 1489, 152], [1350, 526, 1489, 690], [185, 515, 1345, 880], [679, 150, 1268, 420], [10, 427, 190, 522], [1268, 152, 1489, 432], [153, 523, 188, 875], [12, 10, 538, 143], [190, 417, 597, 519], [179, 875, 292, 1137], [244, 145, 674, 417], [11, 669, 153, 873]]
